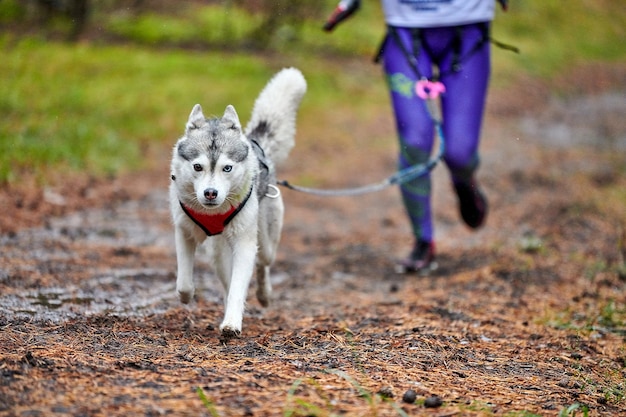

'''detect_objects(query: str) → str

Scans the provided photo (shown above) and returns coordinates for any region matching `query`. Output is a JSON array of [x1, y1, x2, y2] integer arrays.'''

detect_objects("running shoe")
[[454, 179, 488, 229], [395, 239, 437, 274]]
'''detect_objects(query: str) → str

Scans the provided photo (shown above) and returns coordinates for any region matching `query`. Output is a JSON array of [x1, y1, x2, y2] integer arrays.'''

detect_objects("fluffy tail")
[[245, 67, 307, 167]]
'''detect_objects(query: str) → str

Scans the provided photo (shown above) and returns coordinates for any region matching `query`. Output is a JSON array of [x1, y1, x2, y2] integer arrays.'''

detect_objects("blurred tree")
[[35, 0, 90, 41], [233, 0, 324, 48], [2, 0, 326, 48]]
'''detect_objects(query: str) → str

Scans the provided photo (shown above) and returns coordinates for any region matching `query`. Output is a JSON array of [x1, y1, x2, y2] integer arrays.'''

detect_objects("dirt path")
[[1, 65, 625, 416]]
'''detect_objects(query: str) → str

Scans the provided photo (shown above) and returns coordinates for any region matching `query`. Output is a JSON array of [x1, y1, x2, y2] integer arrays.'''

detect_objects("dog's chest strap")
[[180, 186, 253, 236]]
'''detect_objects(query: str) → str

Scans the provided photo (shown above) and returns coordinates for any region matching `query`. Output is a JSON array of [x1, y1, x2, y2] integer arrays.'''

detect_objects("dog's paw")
[[256, 287, 271, 308], [219, 325, 242, 342], [178, 290, 194, 304]]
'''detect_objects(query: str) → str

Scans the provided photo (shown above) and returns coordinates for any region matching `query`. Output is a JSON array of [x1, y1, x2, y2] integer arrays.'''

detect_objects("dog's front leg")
[[255, 196, 284, 307], [219, 240, 256, 337], [175, 226, 197, 304]]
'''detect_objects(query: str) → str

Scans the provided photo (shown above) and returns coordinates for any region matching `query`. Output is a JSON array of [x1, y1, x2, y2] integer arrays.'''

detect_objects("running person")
[[325, 0, 507, 273]]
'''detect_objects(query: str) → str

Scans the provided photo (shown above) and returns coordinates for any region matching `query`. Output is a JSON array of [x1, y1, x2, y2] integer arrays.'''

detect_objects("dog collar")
[[180, 186, 253, 236]]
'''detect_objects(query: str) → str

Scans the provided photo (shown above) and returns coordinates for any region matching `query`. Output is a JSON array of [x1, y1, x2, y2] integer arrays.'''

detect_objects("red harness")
[[180, 187, 253, 236]]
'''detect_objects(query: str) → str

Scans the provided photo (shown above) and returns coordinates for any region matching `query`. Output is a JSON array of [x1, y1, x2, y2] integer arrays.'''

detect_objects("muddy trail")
[[1, 66, 625, 416]]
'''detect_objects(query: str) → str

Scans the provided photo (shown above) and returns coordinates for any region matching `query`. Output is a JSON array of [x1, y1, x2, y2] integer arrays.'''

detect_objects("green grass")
[[107, 4, 263, 47], [0, 36, 278, 183], [196, 386, 220, 417], [558, 403, 590, 417], [0, 0, 624, 184], [491, 0, 626, 82]]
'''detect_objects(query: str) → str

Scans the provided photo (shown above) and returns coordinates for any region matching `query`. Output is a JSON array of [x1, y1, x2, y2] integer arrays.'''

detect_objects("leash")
[[279, 93, 445, 197]]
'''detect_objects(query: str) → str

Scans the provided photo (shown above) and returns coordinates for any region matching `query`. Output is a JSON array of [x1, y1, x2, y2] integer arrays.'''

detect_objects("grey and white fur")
[[169, 68, 306, 338]]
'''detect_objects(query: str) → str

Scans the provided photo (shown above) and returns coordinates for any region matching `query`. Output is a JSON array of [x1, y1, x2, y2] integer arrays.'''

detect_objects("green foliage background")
[[0, 0, 624, 184]]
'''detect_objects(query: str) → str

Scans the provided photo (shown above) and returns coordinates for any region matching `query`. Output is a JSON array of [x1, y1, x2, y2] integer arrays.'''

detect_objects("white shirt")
[[381, 0, 495, 27]]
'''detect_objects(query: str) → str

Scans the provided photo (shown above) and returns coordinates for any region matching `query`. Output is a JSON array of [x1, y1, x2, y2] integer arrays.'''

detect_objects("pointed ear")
[[186, 104, 206, 131], [222, 105, 241, 130]]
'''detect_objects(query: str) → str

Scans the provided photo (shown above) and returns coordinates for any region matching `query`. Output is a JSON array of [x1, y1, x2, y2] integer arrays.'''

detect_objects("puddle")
[[0, 191, 225, 323], [29, 291, 91, 309], [0, 270, 182, 323]]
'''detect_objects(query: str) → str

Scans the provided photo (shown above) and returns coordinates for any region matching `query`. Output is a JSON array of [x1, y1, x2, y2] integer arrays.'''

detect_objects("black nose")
[[204, 188, 218, 200]]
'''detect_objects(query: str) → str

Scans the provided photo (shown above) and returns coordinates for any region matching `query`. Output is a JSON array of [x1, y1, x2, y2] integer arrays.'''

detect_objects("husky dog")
[[169, 68, 306, 338]]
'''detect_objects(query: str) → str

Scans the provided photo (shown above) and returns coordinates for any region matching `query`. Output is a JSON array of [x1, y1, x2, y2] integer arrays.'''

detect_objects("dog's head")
[[171, 104, 256, 212]]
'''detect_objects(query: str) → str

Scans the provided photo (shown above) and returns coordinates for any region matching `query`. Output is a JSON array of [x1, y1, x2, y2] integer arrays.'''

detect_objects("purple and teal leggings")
[[382, 23, 491, 243]]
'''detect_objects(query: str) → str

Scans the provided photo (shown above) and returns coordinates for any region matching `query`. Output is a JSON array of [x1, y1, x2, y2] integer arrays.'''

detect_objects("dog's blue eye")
[[193, 164, 203, 172], [223, 165, 233, 172]]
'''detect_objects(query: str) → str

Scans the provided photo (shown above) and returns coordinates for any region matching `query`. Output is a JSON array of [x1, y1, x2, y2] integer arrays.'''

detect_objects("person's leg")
[[382, 27, 436, 271], [437, 23, 491, 228], [438, 23, 490, 181]]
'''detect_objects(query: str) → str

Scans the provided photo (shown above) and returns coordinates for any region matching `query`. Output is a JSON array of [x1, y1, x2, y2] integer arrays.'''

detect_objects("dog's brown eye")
[[193, 164, 203, 172]]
